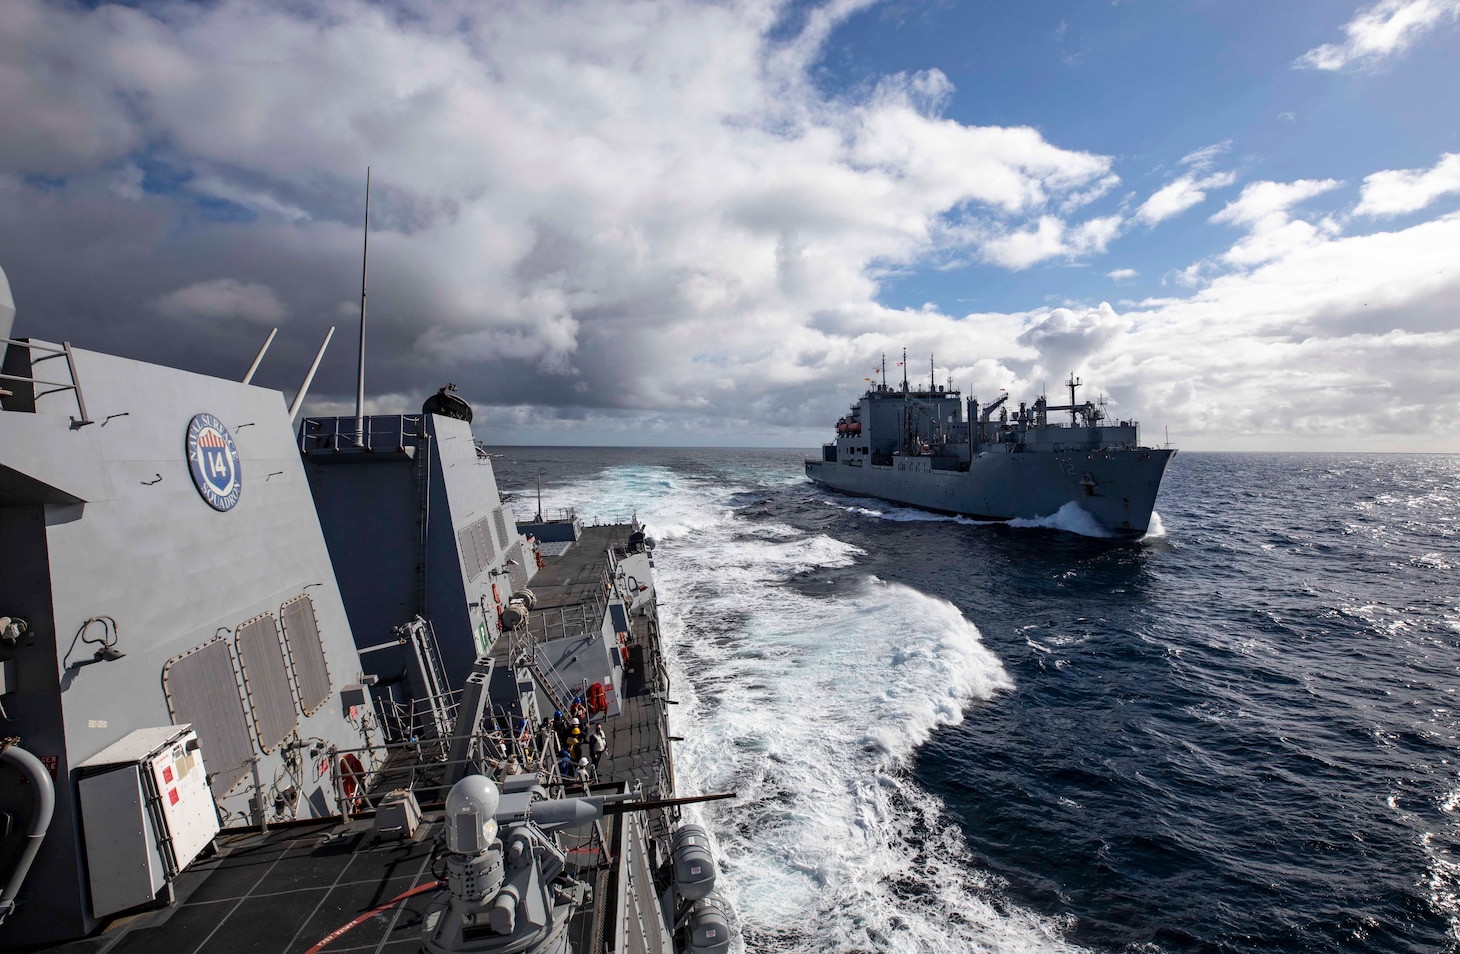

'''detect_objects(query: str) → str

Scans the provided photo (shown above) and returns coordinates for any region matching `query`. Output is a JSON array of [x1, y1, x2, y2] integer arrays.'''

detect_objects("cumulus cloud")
[[1209, 179, 1343, 266], [1295, 0, 1460, 70], [1107, 268, 1137, 280], [151, 278, 288, 324], [0, 0, 1122, 418], [1, 0, 1458, 450], [1355, 152, 1460, 216], [1136, 171, 1237, 225]]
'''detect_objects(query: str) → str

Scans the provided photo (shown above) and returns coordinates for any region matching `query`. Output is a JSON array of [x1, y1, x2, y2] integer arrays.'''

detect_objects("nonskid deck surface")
[[32, 819, 444, 954], [522, 525, 637, 612]]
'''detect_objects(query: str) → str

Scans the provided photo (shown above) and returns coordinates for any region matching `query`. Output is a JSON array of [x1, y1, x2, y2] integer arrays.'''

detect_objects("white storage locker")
[[77, 725, 220, 918]]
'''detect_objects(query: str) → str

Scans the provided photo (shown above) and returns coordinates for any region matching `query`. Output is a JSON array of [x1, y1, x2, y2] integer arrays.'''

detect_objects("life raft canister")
[[616, 631, 630, 665]]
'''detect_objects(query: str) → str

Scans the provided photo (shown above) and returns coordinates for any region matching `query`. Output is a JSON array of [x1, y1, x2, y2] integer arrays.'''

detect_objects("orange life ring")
[[338, 754, 367, 813], [587, 682, 608, 713]]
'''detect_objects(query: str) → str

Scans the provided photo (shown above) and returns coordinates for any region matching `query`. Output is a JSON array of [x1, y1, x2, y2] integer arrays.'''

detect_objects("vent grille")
[[458, 513, 499, 581], [493, 506, 513, 553], [458, 526, 483, 581], [281, 595, 331, 716], [162, 639, 253, 796], [235, 613, 298, 753], [507, 541, 527, 591]]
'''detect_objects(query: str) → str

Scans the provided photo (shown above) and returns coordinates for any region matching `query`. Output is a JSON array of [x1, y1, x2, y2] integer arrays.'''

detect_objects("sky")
[[3, 0, 1459, 450]]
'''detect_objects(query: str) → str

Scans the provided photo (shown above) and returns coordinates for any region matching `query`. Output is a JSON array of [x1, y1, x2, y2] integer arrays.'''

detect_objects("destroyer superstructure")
[[805, 353, 1174, 536], [0, 262, 735, 954]]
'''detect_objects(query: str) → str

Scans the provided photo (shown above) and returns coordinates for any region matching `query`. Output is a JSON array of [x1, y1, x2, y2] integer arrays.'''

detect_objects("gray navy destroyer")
[[0, 259, 736, 954], [806, 353, 1175, 536]]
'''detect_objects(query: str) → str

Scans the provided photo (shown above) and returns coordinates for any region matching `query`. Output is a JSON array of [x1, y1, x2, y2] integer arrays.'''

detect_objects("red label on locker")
[[162, 765, 174, 783], [168, 788, 180, 806]]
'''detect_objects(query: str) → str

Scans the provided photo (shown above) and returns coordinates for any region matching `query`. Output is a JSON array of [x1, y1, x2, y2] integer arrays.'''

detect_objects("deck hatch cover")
[[162, 638, 253, 796], [280, 595, 331, 716], [235, 613, 298, 753]]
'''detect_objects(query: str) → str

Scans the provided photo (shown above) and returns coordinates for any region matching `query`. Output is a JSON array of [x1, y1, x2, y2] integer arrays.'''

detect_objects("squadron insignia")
[[186, 413, 243, 512]]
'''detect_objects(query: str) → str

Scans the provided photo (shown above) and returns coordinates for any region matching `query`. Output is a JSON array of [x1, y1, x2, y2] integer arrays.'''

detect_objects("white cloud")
[[1107, 268, 1137, 280], [978, 213, 1123, 269], [1209, 179, 1343, 267], [2, 0, 1458, 450], [151, 278, 288, 324], [1296, 0, 1460, 70], [1355, 152, 1460, 216], [1136, 171, 1237, 225], [1179, 141, 1232, 170]]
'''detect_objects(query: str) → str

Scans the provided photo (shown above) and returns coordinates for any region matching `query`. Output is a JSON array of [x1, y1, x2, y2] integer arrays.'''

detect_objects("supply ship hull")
[[806, 361, 1174, 537], [806, 444, 1174, 536]]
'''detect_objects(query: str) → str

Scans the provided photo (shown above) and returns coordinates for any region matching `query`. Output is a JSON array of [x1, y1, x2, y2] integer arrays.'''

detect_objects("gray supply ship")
[[805, 353, 1175, 536], [0, 261, 735, 954]]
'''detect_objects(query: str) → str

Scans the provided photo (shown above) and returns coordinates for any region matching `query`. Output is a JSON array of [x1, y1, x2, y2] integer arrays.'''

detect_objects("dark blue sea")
[[492, 448, 1460, 954]]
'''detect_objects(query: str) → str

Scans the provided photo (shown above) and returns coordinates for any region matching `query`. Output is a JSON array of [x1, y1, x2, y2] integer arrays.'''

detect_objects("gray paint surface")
[[301, 412, 534, 696], [0, 341, 380, 946]]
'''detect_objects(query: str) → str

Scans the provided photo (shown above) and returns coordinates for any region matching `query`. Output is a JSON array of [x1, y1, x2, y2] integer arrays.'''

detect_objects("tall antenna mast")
[[1066, 372, 1081, 426], [355, 167, 371, 447], [930, 353, 935, 392], [881, 352, 887, 388], [901, 347, 908, 393]]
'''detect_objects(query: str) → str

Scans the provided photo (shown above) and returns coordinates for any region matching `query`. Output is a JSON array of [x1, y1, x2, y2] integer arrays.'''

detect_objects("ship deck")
[[26, 524, 678, 954]]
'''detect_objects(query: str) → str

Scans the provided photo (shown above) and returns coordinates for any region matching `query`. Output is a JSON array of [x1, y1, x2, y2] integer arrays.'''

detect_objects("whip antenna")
[[355, 167, 370, 446]]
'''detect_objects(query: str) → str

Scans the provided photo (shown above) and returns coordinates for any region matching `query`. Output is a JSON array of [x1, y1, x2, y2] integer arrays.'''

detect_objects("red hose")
[[304, 879, 443, 954]]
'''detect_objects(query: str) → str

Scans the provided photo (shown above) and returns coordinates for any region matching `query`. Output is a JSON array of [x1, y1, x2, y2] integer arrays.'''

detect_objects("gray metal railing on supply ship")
[[298, 413, 424, 453]]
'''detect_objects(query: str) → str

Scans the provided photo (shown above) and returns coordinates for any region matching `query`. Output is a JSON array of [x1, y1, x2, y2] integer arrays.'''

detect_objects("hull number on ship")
[[186, 412, 243, 511]]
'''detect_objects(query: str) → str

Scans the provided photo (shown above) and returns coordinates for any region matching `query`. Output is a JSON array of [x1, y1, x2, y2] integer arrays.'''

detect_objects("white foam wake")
[[1006, 501, 1114, 538], [821, 494, 1138, 540], [531, 465, 1087, 953]]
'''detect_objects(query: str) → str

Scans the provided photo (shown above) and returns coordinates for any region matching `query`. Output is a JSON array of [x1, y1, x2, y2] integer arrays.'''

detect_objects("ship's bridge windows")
[[281, 595, 331, 717], [163, 638, 254, 797], [235, 612, 299, 755]]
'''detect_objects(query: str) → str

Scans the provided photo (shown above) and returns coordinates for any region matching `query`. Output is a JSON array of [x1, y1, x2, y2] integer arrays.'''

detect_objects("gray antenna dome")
[[444, 775, 501, 854]]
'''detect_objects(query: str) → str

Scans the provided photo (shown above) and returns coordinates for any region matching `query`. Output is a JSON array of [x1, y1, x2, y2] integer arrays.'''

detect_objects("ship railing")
[[321, 729, 556, 822], [297, 413, 425, 453], [0, 337, 93, 427], [375, 689, 462, 752], [522, 589, 611, 644], [511, 505, 578, 523]]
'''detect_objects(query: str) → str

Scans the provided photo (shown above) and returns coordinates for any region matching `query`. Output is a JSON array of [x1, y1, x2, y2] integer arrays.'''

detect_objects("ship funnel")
[[0, 265, 15, 347]]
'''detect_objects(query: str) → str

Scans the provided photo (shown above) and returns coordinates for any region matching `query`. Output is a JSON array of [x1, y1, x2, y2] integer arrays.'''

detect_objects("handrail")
[[298, 413, 425, 454], [0, 337, 92, 427]]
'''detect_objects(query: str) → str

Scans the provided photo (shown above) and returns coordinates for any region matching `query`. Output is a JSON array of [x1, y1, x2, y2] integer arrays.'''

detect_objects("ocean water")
[[491, 448, 1460, 953]]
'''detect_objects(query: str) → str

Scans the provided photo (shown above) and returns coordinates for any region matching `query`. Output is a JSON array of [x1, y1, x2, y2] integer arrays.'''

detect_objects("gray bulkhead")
[[0, 342, 380, 945], [300, 412, 535, 696]]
